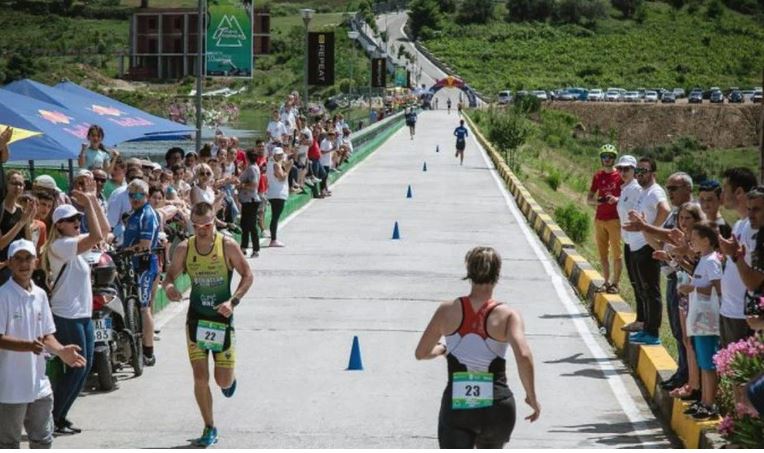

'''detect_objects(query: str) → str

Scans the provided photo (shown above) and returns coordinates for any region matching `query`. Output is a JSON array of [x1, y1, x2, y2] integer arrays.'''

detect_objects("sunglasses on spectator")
[[128, 192, 146, 200], [94, 177, 107, 183], [192, 220, 214, 229], [634, 168, 651, 175], [199, 171, 212, 177], [60, 216, 81, 223], [599, 154, 615, 160]]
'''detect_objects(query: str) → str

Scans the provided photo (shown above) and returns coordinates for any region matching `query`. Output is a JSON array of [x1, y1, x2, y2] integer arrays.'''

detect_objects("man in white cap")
[[0, 239, 86, 448], [33, 175, 69, 207]]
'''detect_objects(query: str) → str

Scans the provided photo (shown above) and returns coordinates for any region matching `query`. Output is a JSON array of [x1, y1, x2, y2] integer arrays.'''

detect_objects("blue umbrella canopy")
[[6, 79, 187, 146], [54, 80, 195, 137], [0, 89, 88, 161]]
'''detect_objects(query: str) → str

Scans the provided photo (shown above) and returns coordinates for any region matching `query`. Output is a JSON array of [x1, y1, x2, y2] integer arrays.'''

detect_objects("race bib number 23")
[[452, 372, 493, 410]]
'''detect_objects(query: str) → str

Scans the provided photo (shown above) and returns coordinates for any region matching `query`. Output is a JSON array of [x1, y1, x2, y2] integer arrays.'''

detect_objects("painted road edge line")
[[463, 112, 722, 449]]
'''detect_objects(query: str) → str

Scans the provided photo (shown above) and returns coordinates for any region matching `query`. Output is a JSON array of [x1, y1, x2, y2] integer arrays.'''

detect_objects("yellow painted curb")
[[611, 311, 635, 350], [564, 253, 588, 277], [577, 268, 602, 296], [637, 346, 678, 398], [670, 400, 719, 449]]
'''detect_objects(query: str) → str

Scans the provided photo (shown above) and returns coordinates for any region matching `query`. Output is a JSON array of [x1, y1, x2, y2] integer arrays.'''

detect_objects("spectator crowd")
[[588, 144, 764, 423], [0, 90, 365, 447]]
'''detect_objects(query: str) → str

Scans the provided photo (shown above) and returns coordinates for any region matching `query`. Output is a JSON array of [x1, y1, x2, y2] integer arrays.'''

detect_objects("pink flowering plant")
[[713, 332, 764, 448]]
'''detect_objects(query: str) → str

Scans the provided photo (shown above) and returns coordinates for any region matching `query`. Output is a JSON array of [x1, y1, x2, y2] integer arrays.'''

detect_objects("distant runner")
[[405, 108, 418, 140], [457, 101, 463, 117], [447, 98, 452, 114], [416, 246, 540, 448], [453, 120, 469, 166], [163, 201, 254, 447]]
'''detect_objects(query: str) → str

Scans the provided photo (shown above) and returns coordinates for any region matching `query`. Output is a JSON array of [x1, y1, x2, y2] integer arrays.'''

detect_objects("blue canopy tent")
[[0, 89, 86, 161], [4, 79, 192, 146], [54, 80, 195, 139]]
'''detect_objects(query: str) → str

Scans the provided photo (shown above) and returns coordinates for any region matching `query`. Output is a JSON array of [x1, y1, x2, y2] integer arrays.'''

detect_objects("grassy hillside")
[[0, 1, 373, 131], [423, 1, 764, 93]]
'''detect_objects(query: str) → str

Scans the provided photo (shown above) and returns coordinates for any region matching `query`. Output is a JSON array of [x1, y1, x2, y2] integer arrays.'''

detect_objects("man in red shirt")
[[588, 144, 623, 293]]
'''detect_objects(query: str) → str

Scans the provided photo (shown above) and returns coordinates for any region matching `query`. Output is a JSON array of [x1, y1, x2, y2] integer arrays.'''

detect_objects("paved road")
[[55, 111, 672, 448]]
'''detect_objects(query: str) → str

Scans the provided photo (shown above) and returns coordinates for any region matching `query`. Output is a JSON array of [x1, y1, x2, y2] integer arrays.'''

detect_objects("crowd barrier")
[[462, 112, 722, 448]]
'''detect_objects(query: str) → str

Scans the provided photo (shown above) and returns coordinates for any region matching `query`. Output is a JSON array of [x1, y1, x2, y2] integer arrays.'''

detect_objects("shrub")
[[409, 0, 442, 39], [706, 0, 725, 19], [456, 0, 496, 24], [505, 0, 556, 22], [513, 94, 541, 114], [611, 0, 643, 18], [545, 169, 562, 191], [555, 0, 608, 24], [554, 203, 591, 243]]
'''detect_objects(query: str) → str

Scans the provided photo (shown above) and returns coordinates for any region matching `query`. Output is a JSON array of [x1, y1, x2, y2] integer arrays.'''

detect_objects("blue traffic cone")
[[422, 162, 427, 172], [392, 221, 400, 240], [406, 185, 413, 198], [347, 336, 364, 370], [436, 145, 440, 153]]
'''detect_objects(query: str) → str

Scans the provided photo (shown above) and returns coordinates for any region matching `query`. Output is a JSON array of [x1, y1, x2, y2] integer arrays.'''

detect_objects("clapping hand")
[[59, 344, 86, 368], [0, 127, 12, 148], [652, 250, 670, 262], [718, 234, 742, 257], [667, 228, 685, 246], [21, 200, 37, 225]]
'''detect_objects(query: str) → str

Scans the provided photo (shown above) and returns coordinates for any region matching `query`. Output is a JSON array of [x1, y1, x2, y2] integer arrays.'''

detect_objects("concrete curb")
[[462, 112, 721, 449]]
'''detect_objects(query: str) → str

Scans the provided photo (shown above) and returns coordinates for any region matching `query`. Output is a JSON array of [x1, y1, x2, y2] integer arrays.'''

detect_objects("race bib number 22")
[[196, 320, 226, 352]]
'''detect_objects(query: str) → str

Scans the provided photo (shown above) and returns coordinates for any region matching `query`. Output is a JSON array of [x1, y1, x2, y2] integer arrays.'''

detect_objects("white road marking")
[[469, 121, 654, 440]]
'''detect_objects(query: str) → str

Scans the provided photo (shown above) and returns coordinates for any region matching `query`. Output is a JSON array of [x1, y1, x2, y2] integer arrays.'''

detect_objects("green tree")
[[611, 0, 643, 18], [555, 0, 607, 24], [506, 0, 556, 22], [705, 0, 725, 19], [438, 0, 457, 13], [488, 110, 530, 169], [456, 0, 496, 24], [668, 0, 685, 10], [409, 0, 442, 39]]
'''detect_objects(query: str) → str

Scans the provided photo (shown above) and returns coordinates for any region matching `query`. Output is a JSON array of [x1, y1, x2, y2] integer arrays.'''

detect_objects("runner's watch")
[[230, 296, 240, 307]]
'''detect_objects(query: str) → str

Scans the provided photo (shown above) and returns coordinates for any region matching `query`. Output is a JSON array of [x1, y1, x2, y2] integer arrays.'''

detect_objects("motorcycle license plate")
[[94, 318, 112, 342]]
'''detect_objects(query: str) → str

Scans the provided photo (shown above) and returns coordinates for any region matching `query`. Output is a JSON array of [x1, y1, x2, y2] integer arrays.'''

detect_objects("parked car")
[[644, 90, 659, 102], [623, 91, 640, 102], [587, 89, 604, 102], [728, 90, 744, 103], [605, 89, 621, 102], [710, 90, 724, 103], [661, 92, 676, 103], [741, 90, 756, 102], [753, 90, 763, 104], [672, 88, 686, 98], [531, 90, 548, 101], [555, 89, 576, 101], [689, 90, 703, 104], [497, 90, 512, 105]]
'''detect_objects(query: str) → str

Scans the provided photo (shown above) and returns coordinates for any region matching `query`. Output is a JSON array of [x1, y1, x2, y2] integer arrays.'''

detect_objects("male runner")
[[405, 108, 418, 140], [164, 201, 254, 447], [454, 120, 469, 166], [447, 98, 452, 114]]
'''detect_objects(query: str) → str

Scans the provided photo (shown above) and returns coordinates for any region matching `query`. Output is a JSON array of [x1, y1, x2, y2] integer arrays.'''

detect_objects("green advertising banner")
[[394, 67, 408, 87], [206, 0, 253, 78]]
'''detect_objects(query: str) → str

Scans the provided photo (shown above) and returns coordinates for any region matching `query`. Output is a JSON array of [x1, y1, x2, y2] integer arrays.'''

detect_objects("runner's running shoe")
[[195, 426, 218, 447], [222, 379, 237, 398]]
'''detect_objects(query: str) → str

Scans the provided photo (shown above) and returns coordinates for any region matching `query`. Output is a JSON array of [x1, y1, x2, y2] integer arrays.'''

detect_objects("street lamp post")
[[347, 31, 359, 95], [300, 8, 315, 111], [367, 44, 376, 120]]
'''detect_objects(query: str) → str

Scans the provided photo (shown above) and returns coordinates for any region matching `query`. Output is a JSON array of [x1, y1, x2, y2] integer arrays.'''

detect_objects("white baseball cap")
[[33, 175, 59, 191], [52, 204, 83, 224], [8, 239, 36, 258], [75, 169, 93, 179], [272, 147, 285, 156], [151, 162, 162, 171], [615, 155, 637, 168]]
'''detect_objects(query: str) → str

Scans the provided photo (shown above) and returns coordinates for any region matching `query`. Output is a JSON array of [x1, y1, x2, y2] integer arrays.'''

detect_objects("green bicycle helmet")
[[599, 143, 618, 158]]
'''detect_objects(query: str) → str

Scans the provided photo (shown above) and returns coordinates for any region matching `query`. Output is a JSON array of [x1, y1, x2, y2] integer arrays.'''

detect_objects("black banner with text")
[[308, 32, 334, 86]]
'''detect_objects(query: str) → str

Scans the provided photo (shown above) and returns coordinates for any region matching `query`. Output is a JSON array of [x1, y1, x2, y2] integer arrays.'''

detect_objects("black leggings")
[[631, 244, 662, 336], [321, 166, 330, 193], [239, 201, 260, 251], [268, 198, 286, 241], [438, 393, 516, 449]]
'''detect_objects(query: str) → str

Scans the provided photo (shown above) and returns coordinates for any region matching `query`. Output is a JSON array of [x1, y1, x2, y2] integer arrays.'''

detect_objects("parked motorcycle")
[[86, 249, 144, 391]]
